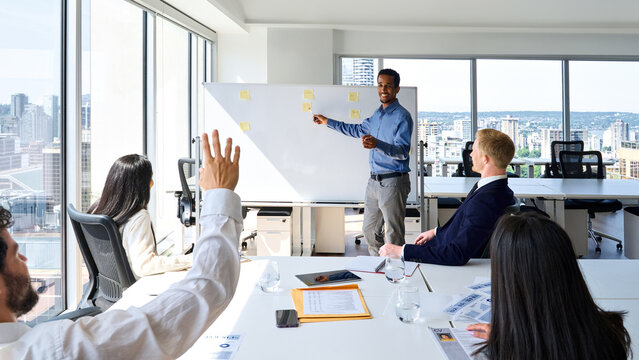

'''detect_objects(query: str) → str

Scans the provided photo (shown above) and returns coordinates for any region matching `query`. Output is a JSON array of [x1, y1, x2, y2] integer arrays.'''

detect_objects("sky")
[[2, 1, 639, 113]]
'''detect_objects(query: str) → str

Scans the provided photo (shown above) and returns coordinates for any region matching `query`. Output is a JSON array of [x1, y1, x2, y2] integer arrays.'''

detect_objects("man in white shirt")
[[0, 130, 241, 359], [380, 129, 515, 265]]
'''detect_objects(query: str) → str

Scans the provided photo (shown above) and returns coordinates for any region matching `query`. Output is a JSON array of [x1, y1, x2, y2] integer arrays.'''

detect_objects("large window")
[[385, 59, 471, 176], [477, 59, 563, 177], [0, 0, 63, 321], [82, 0, 145, 211], [569, 61, 639, 178]]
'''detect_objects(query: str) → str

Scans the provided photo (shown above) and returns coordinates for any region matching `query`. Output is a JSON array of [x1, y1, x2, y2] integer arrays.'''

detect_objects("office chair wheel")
[[595, 247, 602, 254], [241, 241, 248, 250], [354, 234, 364, 245], [617, 243, 623, 251], [355, 239, 361, 245]]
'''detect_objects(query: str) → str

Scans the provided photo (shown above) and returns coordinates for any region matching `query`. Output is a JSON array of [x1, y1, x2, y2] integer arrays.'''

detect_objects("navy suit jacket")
[[404, 178, 514, 266]]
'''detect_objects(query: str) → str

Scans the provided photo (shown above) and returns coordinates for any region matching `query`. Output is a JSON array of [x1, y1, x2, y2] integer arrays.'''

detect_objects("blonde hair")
[[475, 129, 515, 169]]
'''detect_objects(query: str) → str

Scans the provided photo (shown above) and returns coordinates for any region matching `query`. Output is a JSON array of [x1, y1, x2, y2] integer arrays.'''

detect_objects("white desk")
[[112, 257, 451, 360], [421, 177, 565, 230], [422, 259, 639, 301]]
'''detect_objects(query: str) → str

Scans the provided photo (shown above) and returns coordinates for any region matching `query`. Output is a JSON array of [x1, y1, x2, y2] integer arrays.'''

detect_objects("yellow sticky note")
[[348, 92, 359, 102], [240, 122, 251, 131], [239, 90, 250, 100], [303, 90, 314, 100], [350, 109, 360, 119], [302, 102, 312, 112]]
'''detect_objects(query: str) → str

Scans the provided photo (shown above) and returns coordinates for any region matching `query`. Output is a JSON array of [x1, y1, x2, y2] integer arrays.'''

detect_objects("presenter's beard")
[[3, 272, 39, 317]]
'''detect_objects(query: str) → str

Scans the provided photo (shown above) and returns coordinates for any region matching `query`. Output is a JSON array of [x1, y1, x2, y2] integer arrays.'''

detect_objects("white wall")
[[217, 26, 268, 83], [266, 28, 334, 84]]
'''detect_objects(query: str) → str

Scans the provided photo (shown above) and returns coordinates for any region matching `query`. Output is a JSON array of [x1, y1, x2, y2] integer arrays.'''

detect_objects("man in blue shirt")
[[313, 69, 413, 256]]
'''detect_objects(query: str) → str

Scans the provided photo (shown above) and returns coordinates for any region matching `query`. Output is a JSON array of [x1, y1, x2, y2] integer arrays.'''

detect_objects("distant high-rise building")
[[454, 119, 472, 140], [501, 115, 519, 149], [541, 129, 563, 158], [43, 95, 60, 140], [619, 141, 639, 179], [0, 135, 23, 171], [341, 59, 354, 85], [608, 119, 629, 153], [82, 94, 91, 129], [20, 105, 53, 144], [418, 121, 441, 143], [43, 142, 61, 212], [352, 59, 375, 86], [10, 93, 28, 118]]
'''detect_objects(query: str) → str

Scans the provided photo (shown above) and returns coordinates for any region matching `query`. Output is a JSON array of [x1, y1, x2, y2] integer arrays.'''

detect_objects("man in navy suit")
[[380, 129, 515, 266]]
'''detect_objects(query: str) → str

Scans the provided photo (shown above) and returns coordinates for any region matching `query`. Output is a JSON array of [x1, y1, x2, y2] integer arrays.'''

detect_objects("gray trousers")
[[363, 174, 411, 256]]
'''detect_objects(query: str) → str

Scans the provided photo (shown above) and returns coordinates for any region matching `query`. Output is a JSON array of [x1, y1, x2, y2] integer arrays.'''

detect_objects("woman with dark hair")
[[467, 212, 631, 360], [89, 154, 191, 278]]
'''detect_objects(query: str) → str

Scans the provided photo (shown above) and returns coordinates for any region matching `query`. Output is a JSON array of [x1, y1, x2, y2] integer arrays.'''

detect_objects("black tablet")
[[295, 270, 362, 286]]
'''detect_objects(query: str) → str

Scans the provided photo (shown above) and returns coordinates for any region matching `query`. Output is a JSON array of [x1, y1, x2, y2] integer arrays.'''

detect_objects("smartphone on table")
[[275, 309, 299, 328]]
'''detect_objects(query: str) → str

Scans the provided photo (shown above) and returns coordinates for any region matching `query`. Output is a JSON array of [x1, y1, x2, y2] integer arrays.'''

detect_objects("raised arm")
[[31, 130, 243, 359]]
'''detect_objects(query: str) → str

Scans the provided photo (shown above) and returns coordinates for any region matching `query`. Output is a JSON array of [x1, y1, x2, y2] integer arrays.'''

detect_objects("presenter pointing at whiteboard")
[[313, 69, 413, 256]]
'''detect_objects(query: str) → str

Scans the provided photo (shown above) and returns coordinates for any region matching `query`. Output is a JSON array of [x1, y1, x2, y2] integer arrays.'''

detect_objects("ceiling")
[[171, 0, 639, 34]]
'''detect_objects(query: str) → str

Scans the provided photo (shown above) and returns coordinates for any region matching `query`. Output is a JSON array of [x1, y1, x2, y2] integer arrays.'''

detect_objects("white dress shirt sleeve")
[[122, 209, 192, 278], [1, 188, 242, 360]]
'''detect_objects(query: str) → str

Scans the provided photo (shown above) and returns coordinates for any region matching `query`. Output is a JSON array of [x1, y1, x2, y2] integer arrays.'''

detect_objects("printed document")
[[430, 327, 484, 360], [302, 289, 365, 315]]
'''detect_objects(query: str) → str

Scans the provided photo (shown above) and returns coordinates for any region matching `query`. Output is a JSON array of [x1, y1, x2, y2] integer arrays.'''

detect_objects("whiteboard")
[[203, 83, 417, 203]]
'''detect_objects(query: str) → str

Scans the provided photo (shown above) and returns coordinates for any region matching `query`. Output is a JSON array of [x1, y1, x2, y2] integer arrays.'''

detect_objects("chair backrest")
[[549, 140, 584, 177], [559, 150, 604, 179], [67, 204, 136, 310], [464, 141, 474, 151], [461, 149, 481, 177]]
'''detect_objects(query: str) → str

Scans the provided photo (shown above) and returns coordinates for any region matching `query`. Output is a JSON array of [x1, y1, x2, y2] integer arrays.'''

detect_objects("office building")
[[43, 142, 61, 212], [607, 119, 629, 153], [454, 119, 471, 140], [11, 93, 28, 118], [352, 58, 375, 86], [619, 141, 639, 179], [501, 115, 519, 149]]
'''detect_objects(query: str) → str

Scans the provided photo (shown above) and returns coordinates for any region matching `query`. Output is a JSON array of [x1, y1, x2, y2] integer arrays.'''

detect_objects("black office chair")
[[461, 149, 481, 177], [559, 150, 623, 253], [67, 204, 137, 311], [544, 140, 584, 178]]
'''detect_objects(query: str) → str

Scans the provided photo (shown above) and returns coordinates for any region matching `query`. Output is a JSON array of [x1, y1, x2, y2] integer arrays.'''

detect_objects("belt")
[[370, 172, 407, 181]]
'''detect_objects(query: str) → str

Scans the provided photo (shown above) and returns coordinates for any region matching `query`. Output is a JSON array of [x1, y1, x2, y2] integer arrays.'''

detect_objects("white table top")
[[421, 259, 639, 301], [113, 257, 452, 360], [422, 177, 639, 200], [423, 177, 565, 199], [112, 257, 639, 359], [532, 178, 639, 200], [579, 260, 639, 299]]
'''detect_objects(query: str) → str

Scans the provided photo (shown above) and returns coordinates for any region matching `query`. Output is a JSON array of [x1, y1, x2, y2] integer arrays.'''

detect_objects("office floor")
[[239, 208, 628, 259]]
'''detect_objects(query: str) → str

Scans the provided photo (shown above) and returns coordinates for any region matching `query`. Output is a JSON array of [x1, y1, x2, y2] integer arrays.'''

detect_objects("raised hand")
[[199, 130, 240, 191]]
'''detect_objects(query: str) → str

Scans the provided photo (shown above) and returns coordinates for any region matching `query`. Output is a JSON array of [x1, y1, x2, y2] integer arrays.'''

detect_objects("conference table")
[[421, 177, 639, 256], [111, 256, 639, 359], [111, 257, 451, 360]]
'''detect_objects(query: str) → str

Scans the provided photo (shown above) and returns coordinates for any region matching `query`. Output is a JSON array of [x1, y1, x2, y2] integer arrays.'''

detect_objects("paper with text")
[[302, 289, 365, 315], [430, 327, 484, 360]]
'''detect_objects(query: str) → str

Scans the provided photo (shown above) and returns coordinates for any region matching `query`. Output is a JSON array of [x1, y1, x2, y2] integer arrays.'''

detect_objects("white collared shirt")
[[476, 174, 507, 189], [0, 189, 243, 360]]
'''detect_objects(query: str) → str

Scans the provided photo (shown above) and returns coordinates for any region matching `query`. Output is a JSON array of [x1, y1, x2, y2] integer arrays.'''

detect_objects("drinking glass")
[[384, 255, 405, 283], [258, 260, 280, 292], [396, 286, 420, 323]]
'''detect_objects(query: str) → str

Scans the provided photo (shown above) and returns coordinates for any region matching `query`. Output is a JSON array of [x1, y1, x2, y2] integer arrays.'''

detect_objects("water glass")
[[258, 260, 280, 292], [396, 286, 420, 323], [384, 255, 405, 283]]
